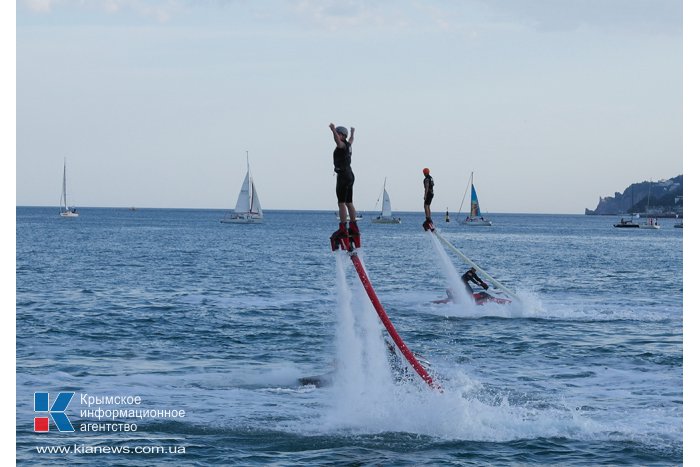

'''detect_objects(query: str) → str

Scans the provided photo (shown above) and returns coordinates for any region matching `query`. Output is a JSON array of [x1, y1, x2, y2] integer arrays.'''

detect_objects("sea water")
[[16, 208, 683, 465]]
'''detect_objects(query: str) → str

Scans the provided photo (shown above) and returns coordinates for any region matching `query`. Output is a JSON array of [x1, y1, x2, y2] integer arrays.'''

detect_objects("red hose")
[[350, 254, 441, 391]]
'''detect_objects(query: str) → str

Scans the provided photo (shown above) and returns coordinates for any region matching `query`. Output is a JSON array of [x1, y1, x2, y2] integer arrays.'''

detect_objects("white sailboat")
[[640, 217, 660, 229], [459, 172, 492, 226], [371, 178, 401, 224], [59, 159, 79, 217], [221, 153, 263, 224], [640, 182, 660, 229]]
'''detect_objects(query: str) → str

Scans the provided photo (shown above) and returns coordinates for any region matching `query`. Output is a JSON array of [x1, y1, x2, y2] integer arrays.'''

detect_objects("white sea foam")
[[428, 232, 476, 312], [324, 253, 397, 425], [312, 251, 599, 442]]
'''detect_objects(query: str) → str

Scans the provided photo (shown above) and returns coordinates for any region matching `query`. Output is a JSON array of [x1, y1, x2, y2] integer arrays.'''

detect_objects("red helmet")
[[423, 168, 430, 175]]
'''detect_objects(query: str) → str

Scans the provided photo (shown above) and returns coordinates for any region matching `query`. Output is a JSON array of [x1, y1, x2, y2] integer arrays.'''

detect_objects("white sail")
[[234, 172, 251, 214], [251, 180, 263, 216], [59, 159, 79, 217], [381, 189, 392, 217], [60, 163, 68, 210]]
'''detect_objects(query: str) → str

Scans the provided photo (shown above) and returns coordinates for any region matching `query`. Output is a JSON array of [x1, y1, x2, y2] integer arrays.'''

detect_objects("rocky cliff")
[[585, 175, 683, 216]]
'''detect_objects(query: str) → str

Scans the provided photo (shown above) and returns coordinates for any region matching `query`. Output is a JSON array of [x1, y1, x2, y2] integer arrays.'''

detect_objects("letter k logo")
[[34, 392, 75, 432]]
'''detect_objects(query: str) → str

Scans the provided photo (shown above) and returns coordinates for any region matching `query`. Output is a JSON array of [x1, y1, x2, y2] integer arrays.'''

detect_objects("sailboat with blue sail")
[[459, 172, 492, 226]]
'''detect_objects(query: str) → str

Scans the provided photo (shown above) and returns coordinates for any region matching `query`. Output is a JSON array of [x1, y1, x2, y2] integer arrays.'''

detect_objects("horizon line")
[[16, 205, 602, 216]]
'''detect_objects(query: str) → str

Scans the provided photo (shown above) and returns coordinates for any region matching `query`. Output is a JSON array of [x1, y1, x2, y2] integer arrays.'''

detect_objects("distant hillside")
[[585, 175, 683, 217]]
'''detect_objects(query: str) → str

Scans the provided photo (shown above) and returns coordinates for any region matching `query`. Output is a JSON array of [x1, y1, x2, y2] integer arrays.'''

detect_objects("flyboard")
[[331, 227, 441, 391], [423, 220, 521, 304]]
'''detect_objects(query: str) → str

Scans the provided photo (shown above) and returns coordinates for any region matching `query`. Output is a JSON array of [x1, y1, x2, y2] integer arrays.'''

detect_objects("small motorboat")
[[614, 217, 640, 228]]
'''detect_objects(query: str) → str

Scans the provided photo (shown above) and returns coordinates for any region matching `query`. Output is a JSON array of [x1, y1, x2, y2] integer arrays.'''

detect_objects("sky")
[[14, 0, 685, 215]]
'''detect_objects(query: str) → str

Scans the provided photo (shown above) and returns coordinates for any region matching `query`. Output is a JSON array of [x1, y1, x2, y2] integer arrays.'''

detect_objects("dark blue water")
[[16, 207, 682, 465]]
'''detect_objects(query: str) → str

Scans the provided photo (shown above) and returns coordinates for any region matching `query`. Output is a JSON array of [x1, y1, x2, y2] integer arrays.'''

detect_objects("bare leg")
[[338, 203, 348, 223], [347, 203, 357, 222]]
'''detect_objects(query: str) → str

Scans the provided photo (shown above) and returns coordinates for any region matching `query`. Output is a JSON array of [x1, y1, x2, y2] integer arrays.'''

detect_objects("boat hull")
[[59, 211, 79, 218], [640, 218, 660, 229], [221, 214, 262, 224], [461, 218, 492, 226], [371, 217, 401, 224]]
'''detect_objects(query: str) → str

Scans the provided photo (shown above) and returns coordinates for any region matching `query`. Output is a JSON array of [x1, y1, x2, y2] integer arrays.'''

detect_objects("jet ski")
[[432, 289, 512, 306], [434, 267, 513, 305]]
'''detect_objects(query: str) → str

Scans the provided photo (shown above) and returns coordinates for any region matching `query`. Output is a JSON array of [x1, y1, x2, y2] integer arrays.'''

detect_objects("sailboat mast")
[[382, 177, 387, 206], [381, 177, 388, 217], [246, 151, 253, 213], [470, 172, 475, 218], [456, 172, 473, 222], [62, 159, 68, 210], [374, 182, 384, 209]]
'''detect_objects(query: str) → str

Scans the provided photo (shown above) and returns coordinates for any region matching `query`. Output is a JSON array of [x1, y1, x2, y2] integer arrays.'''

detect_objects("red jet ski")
[[432, 290, 512, 306], [433, 267, 513, 305]]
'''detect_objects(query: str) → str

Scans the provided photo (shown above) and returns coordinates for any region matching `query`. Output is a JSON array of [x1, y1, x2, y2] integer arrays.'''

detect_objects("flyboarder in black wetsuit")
[[423, 168, 435, 231], [461, 267, 489, 294], [329, 123, 360, 251]]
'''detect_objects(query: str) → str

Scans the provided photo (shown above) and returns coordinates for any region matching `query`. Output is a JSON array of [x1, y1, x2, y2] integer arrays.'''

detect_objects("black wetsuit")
[[424, 174, 434, 205], [334, 142, 354, 203], [461, 269, 488, 294]]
